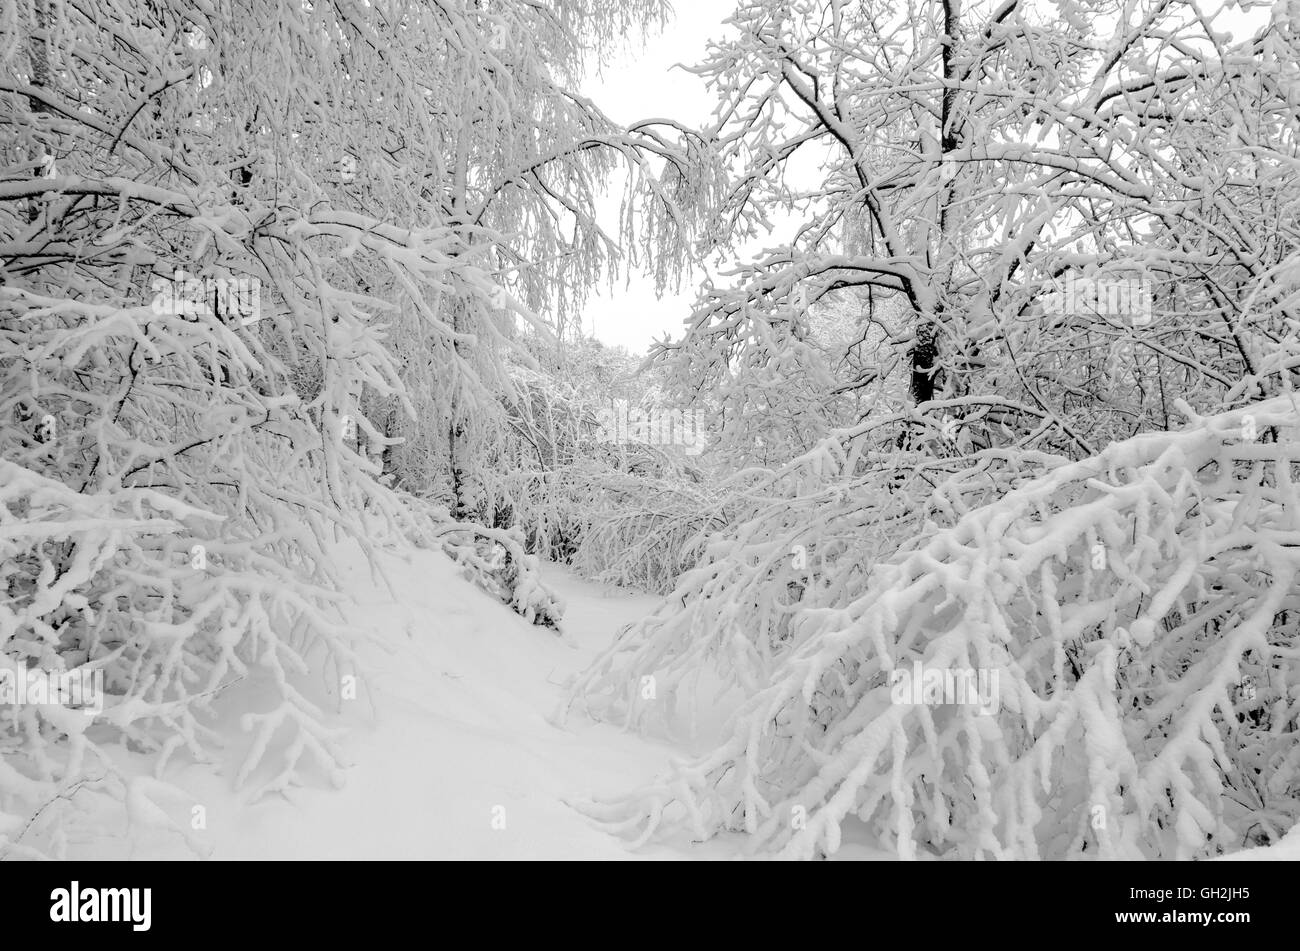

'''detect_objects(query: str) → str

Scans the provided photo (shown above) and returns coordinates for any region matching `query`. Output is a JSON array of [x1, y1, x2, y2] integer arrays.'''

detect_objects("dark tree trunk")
[[910, 319, 938, 405]]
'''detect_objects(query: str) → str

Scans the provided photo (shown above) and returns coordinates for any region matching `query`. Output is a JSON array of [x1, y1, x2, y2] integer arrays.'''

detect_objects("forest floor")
[[32, 538, 1299, 860], [52, 540, 739, 860]]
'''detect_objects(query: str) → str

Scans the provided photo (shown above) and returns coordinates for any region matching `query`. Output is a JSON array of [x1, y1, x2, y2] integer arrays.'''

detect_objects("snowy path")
[[203, 545, 711, 859], [62, 542, 728, 860]]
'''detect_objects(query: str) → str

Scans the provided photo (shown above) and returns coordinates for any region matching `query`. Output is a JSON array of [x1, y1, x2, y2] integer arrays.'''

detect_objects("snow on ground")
[[1214, 823, 1300, 861], [31, 538, 1296, 861], [55, 541, 736, 860]]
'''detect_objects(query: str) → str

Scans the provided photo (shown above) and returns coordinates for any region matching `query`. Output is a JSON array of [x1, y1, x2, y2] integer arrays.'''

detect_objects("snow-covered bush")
[[386, 494, 564, 630], [563, 464, 726, 594], [456, 336, 727, 595], [563, 401, 1070, 730], [568, 397, 1300, 859], [0, 457, 364, 857]]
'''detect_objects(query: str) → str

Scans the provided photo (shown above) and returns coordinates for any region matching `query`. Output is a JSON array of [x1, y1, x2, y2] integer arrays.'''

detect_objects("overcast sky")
[[578, 0, 738, 357]]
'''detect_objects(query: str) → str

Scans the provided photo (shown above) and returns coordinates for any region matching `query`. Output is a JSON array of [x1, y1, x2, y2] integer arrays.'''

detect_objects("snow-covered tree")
[[354, 0, 722, 519], [561, 0, 1300, 860], [0, 0, 713, 855], [655, 0, 1300, 455], [567, 393, 1300, 858]]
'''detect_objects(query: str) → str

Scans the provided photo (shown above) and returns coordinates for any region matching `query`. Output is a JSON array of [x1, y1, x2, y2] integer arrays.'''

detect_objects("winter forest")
[[3, 0, 1300, 864]]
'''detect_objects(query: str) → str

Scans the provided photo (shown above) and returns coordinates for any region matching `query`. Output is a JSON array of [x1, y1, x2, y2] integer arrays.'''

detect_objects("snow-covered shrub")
[[562, 405, 1069, 730], [387, 494, 564, 630], [563, 463, 726, 594], [569, 397, 1300, 859], [477, 448, 722, 596], [443, 528, 566, 631], [0, 458, 362, 857], [462, 337, 726, 595]]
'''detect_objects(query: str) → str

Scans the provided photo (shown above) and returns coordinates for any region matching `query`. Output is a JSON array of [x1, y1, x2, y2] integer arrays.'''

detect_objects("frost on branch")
[[570, 398, 1300, 859], [0, 460, 360, 858]]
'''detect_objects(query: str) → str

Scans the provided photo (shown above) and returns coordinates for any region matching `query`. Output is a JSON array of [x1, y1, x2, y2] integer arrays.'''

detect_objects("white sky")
[[578, 0, 739, 357]]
